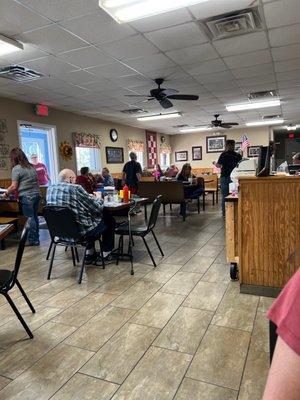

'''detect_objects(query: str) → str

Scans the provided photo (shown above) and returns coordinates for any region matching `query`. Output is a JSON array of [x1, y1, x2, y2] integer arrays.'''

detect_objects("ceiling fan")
[[211, 114, 239, 129], [125, 78, 199, 109]]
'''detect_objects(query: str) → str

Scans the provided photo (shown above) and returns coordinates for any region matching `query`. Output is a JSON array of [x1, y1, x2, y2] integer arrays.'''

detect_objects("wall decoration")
[[247, 146, 261, 158], [175, 151, 188, 162], [146, 130, 157, 168], [160, 143, 172, 154], [206, 135, 227, 153], [59, 141, 73, 161], [109, 129, 118, 142], [106, 147, 124, 164], [192, 146, 202, 161], [0, 158, 8, 170], [73, 132, 101, 148], [0, 144, 9, 157], [127, 139, 144, 152], [235, 142, 242, 152]]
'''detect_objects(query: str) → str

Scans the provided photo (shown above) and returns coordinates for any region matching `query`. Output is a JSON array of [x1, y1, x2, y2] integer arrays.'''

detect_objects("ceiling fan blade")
[[220, 123, 233, 129], [226, 122, 239, 126], [159, 98, 173, 109], [161, 88, 179, 96], [167, 94, 199, 100], [124, 94, 150, 97]]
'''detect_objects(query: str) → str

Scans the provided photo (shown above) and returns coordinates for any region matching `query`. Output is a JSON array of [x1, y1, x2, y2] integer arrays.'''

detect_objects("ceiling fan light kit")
[[226, 99, 280, 112], [137, 112, 182, 121]]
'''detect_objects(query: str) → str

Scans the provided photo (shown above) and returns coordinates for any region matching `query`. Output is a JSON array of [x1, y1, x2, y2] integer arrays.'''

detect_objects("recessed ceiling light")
[[226, 99, 280, 112], [179, 126, 212, 133], [246, 119, 284, 127], [0, 34, 23, 56], [99, 0, 210, 23], [137, 112, 181, 121]]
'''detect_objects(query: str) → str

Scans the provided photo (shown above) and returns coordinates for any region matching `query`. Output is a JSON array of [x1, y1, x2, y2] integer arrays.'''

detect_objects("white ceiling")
[[0, 0, 299, 134]]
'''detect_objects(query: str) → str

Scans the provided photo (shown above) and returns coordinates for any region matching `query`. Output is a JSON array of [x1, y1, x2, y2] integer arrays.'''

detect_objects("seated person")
[[176, 163, 196, 182], [152, 164, 163, 180], [46, 169, 115, 263], [101, 167, 114, 186], [75, 166, 97, 194], [165, 164, 179, 178]]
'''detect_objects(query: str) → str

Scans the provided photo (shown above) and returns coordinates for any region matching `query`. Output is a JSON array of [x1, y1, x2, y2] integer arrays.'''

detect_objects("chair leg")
[[47, 243, 57, 279], [46, 239, 53, 260], [170, 204, 172, 211], [142, 236, 156, 267], [163, 204, 166, 215], [16, 280, 35, 313], [197, 196, 200, 214], [202, 194, 205, 211], [78, 246, 88, 284], [98, 240, 105, 269], [3, 292, 33, 339], [144, 204, 147, 220], [65, 246, 68, 252], [151, 230, 164, 257], [212, 192, 215, 206], [75, 247, 79, 263], [269, 320, 278, 363], [216, 189, 219, 203], [116, 235, 122, 265], [71, 247, 76, 266]]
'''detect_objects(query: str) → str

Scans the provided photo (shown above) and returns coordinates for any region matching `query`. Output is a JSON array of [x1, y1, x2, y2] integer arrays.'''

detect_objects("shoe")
[[85, 253, 96, 265], [27, 242, 40, 246]]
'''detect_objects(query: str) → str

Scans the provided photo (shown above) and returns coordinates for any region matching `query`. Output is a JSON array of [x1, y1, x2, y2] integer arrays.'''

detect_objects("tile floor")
[[0, 203, 273, 399]]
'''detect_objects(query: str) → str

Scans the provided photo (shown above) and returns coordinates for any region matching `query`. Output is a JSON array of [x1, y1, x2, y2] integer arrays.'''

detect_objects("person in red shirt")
[[263, 265, 300, 400], [31, 154, 50, 186], [75, 167, 97, 194]]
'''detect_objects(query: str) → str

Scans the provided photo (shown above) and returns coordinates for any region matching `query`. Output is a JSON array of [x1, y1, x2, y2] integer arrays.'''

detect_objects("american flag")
[[241, 134, 250, 150]]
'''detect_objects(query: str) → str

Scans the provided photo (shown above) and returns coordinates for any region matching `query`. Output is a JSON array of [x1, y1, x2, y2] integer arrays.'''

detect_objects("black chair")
[[0, 225, 35, 339], [115, 195, 164, 270], [269, 320, 278, 363], [43, 205, 105, 284]]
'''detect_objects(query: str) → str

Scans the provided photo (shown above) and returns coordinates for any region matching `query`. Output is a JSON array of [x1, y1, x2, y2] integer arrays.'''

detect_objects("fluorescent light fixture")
[[179, 126, 212, 133], [285, 124, 298, 131], [0, 34, 23, 56], [99, 0, 210, 23], [226, 99, 280, 112], [137, 112, 181, 121], [246, 119, 284, 127]]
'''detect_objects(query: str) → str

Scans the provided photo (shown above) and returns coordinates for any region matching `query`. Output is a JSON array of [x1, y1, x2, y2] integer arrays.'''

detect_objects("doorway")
[[18, 121, 59, 183]]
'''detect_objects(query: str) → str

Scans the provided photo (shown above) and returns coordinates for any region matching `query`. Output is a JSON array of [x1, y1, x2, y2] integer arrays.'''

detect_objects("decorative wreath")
[[59, 141, 73, 161]]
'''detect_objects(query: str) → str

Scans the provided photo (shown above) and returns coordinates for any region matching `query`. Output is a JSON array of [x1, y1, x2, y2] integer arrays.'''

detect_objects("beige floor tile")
[[257, 297, 275, 313], [111, 279, 162, 310], [153, 263, 183, 274], [0, 376, 11, 391], [51, 373, 119, 400], [0, 322, 76, 379], [64, 306, 135, 351], [183, 281, 228, 311], [202, 262, 230, 283], [52, 292, 117, 327], [214, 250, 227, 263], [97, 274, 143, 295], [238, 348, 269, 400], [81, 323, 159, 384], [163, 249, 197, 265], [111, 346, 192, 400], [250, 312, 269, 353], [130, 292, 184, 328], [160, 272, 201, 295], [186, 325, 250, 390], [154, 307, 213, 354], [0, 344, 93, 400], [174, 378, 237, 400], [181, 256, 215, 274], [143, 269, 176, 284], [197, 244, 224, 258]]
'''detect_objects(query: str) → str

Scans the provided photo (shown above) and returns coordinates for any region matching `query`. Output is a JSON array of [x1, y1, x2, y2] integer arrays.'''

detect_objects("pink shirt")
[[268, 268, 300, 356], [32, 163, 49, 186]]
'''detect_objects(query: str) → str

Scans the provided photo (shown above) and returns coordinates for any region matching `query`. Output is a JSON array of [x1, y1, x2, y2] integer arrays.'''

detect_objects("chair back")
[[10, 224, 29, 288], [147, 195, 162, 231], [43, 205, 82, 240]]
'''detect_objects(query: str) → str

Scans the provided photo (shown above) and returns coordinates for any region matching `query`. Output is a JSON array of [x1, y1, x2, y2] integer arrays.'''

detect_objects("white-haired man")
[[46, 169, 115, 263]]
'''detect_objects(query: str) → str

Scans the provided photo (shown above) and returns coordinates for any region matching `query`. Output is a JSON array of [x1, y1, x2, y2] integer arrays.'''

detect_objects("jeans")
[[220, 176, 231, 216], [84, 214, 116, 253], [19, 193, 40, 244]]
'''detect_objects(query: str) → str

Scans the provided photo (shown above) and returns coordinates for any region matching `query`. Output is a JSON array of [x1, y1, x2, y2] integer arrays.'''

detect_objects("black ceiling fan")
[[125, 78, 199, 109], [211, 114, 239, 129]]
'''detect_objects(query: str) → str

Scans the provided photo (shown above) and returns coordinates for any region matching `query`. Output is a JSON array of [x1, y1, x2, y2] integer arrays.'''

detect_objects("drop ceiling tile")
[[114, 74, 153, 89], [17, 25, 87, 55], [271, 44, 300, 61], [223, 50, 272, 69], [99, 35, 159, 60], [129, 8, 192, 33], [80, 79, 120, 92], [166, 43, 219, 65], [264, 0, 300, 29], [237, 73, 276, 86], [18, 0, 100, 22], [277, 79, 300, 89], [144, 22, 207, 52], [1, 44, 48, 64], [86, 62, 137, 79], [274, 58, 300, 72], [61, 10, 136, 45], [195, 71, 235, 84], [232, 63, 274, 79], [269, 24, 300, 47], [125, 53, 176, 73], [21, 56, 77, 76], [189, 0, 251, 19], [57, 47, 113, 69], [276, 69, 300, 81], [146, 67, 184, 81], [204, 81, 241, 91], [55, 70, 99, 85], [183, 59, 228, 76], [213, 32, 269, 57]]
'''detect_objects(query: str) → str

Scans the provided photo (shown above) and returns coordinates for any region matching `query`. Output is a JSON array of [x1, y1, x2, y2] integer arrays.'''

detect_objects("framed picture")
[[247, 146, 260, 158], [175, 151, 188, 162], [192, 146, 202, 161], [206, 135, 226, 153], [235, 142, 242, 152], [106, 146, 124, 164]]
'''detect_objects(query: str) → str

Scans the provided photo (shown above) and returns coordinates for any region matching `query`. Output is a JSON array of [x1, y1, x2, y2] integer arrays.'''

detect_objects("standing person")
[[214, 140, 242, 217], [30, 153, 51, 186], [75, 167, 97, 194], [122, 152, 142, 193], [3, 148, 40, 245]]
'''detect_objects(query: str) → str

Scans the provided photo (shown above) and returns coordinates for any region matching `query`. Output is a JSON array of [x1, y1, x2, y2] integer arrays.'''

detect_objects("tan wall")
[[0, 96, 170, 178], [170, 127, 271, 168]]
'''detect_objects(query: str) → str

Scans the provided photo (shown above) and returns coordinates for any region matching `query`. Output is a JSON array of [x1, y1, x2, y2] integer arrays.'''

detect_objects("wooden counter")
[[238, 175, 300, 297]]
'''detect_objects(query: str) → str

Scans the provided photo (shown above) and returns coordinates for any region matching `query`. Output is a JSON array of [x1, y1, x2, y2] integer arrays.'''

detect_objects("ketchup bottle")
[[123, 184, 129, 203]]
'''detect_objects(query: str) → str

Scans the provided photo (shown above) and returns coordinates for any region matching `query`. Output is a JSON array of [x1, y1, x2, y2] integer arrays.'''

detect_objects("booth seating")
[[192, 167, 214, 175]]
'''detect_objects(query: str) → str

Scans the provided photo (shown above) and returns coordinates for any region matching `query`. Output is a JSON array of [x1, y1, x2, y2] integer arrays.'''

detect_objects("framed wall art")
[[106, 146, 124, 164], [206, 135, 226, 153], [175, 151, 188, 162], [146, 130, 157, 169], [235, 142, 242, 152], [192, 146, 202, 161], [247, 146, 261, 158]]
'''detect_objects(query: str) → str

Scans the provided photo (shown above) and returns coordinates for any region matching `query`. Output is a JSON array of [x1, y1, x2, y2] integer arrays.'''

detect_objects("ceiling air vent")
[[0, 65, 44, 82], [121, 108, 147, 115], [204, 7, 263, 40], [248, 90, 278, 100]]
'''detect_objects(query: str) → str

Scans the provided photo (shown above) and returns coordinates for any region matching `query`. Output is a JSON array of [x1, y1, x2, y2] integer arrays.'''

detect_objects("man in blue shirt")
[[46, 169, 115, 263]]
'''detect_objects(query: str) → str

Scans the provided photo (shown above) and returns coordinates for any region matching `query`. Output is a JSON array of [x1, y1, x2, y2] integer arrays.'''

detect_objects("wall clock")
[[110, 129, 118, 142]]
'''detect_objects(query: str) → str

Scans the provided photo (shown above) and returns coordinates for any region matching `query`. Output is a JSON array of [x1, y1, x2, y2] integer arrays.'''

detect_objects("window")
[[128, 151, 144, 168], [160, 153, 170, 169], [76, 147, 101, 173]]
